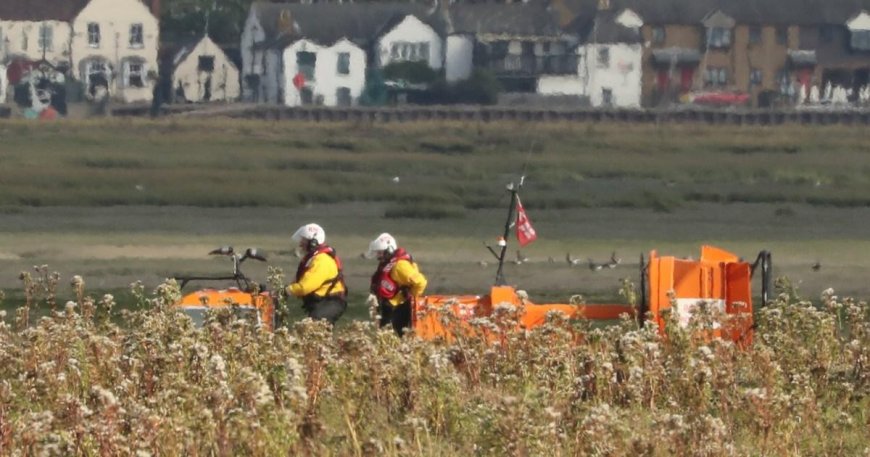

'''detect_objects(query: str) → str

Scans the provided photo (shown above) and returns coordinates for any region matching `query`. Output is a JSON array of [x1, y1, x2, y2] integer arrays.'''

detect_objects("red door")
[[680, 67, 695, 92]]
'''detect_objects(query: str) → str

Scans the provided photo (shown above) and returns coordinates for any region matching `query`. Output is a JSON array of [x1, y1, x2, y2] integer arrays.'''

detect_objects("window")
[[750, 68, 762, 85], [126, 61, 145, 87], [21, 29, 28, 51], [296, 51, 316, 81], [776, 26, 788, 45], [851, 30, 870, 51], [601, 88, 613, 106], [129, 23, 144, 48], [749, 26, 761, 44], [707, 27, 731, 48], [388, 42, 430, 62], [299, 87, 313, 105], [652, 26, 666, 45], [336, 52, 350, 75], [705, 67, 728, 86], [597, 47, 610, 68], [38, 24, 53, 52], [336, 87, 351, 106], [198, 56, 215, 72], [87, 22, 100, 47]]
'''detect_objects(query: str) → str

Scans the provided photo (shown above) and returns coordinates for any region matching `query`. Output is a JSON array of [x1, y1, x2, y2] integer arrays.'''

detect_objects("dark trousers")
[[379, 299, 411, 336], [304, 295, 347, 325]]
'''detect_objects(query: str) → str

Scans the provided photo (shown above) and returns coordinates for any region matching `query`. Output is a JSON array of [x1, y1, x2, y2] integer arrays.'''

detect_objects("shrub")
[[381, 61, 439, 85]]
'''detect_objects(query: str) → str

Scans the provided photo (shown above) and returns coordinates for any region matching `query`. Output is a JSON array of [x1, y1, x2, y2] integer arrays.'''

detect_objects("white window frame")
[[129, 23, 144, 49], [87, 22, 101, 48]]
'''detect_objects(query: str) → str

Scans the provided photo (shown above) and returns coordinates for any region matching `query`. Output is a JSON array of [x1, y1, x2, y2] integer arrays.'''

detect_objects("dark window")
[[851, 30, 870, 51], [652, 26, 666, 44], [130, 23, 144, 48], [522, 42, 534, 56], [87, 23, 100, 47], [127, 62, 144, 87], [38, 24, 53, 51], [597, 47, 610, 68], [750, 68, 762, 85], [300, 87, 313, 104], [198, 56, 215, 72], [707, 27, 732, 48], [337, 52, 350, 75], [297, 51, 316, 81], [336, 87, 351, 106], [601, 88, 613, 106], [776, 26, 788, 45], [749, 26, 761, 44]]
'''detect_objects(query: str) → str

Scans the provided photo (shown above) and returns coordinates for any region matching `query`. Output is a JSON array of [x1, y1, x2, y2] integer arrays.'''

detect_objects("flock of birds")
[[478, 250, 622, 271]]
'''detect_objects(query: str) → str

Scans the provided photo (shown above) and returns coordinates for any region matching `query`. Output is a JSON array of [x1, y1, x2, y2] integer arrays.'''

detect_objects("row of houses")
[[0, 0, 160, 103], [1, 0, 869, 109], [241, 0, 870, 108]]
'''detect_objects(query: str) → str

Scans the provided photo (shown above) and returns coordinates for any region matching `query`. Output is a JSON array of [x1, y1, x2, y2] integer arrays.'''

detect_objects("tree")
[[160, 0, 255, 45]]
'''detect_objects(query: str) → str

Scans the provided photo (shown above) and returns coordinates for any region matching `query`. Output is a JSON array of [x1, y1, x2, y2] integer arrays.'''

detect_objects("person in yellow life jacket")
[[366, 233, 427, 336], [286, 223, 347, 325]]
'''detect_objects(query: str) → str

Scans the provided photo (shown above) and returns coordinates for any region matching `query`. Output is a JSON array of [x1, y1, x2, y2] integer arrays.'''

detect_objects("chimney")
[[151, 0, 161, 17]]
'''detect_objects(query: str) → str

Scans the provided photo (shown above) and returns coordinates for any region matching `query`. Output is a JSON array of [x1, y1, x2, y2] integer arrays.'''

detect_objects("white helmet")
[[366, 233, 397, 259], [291, 223, 326, 246]]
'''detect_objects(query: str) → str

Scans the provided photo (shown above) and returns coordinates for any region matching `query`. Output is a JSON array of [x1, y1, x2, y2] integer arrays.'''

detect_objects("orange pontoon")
[[413, 245, 771, 344]]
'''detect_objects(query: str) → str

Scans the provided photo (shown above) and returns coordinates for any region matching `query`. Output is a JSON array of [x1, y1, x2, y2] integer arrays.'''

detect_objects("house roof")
[[0, 0, 91, 22], [250, 2, 445, 49], [564, 0, 870, 26], [568, 9, 642, 44], [172, 36, 206, 68], [448, 2, 563, 37]]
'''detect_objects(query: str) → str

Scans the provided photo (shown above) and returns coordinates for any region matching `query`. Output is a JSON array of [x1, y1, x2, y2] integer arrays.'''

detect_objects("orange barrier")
[[415, 245, 757, 345]]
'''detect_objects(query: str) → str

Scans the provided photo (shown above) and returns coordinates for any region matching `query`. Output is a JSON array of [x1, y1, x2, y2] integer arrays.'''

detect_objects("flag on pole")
[[515, 197, 537, 246]]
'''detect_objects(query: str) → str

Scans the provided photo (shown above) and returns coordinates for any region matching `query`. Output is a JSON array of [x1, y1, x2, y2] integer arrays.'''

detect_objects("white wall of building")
[[0, 65, 6, 102], [446, 34, 473, 82], [376, 15, 442, 70], [847, 11, 870, 30], [173, 36, 240, 103], [0, 20, 73, 66], [576, 43, 642, 107], [282, 38, 366, 107], [240, 9, 266, 101], [263, 48, 282, 104], [71, 0, 159, 102]]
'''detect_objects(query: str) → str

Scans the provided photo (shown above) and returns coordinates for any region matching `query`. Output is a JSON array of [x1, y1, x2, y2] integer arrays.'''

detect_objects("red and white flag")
[[515, 197, 537, 247]]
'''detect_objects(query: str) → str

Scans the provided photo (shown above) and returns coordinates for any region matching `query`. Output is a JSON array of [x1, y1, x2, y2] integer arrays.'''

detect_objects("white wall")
[[576, 43, 642, 107], [376, 15, 443, 70], [240, 8, 265, 101], [0, 65, 6, 102], [282, 38, 366, 107], [847, 11, 870, 30], [446, 34, 473, 82], [264, 48, 281, 104], [0, 20, 73, 66], [173, 36, 240, 102], [72, 0, 159, 102]]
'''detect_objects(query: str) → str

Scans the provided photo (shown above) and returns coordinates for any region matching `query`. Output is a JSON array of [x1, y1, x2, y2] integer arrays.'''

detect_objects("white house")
[[172, 35, 240, 103], [282, 38, 366, 107], [376, 14, 443, 70], [242, 2, 445, 105], [538, 8, 643, 107], [0, 1, 78, 70], [71, 0, 159, 102], [445, 3, 580, 92]]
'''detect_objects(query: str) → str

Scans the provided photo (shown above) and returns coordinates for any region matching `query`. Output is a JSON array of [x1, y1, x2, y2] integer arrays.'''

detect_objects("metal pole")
[[494, 182, 519, 285]]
